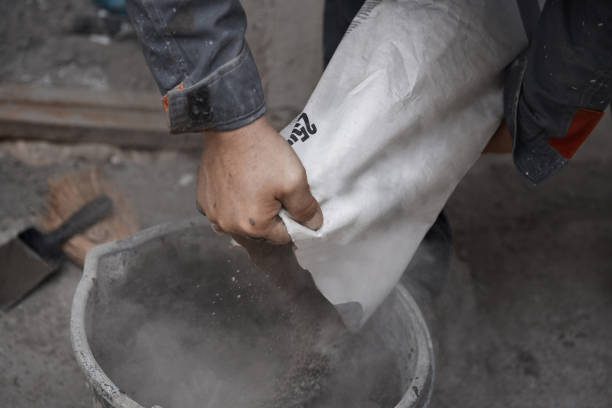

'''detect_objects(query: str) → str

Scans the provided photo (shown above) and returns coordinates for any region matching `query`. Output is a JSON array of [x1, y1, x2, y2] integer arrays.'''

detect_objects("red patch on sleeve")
[[548, 107, 604, 159], [161, 82, 185, 112]]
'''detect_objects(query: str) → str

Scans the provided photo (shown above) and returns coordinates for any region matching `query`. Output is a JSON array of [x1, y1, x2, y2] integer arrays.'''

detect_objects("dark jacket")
[[126, 0, 612, 184], [507, 0, 612, 183], [125, 0, 265, 132]]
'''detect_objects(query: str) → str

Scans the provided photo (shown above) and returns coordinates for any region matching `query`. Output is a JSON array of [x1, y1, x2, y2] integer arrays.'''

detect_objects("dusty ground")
[[1, 0, 611, 407], [0, 0, 156, 91], [432, 113, 612, 408], [2, 118, 610, 408]]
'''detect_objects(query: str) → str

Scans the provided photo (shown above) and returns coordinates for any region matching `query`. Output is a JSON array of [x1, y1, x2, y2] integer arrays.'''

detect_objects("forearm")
[[125, 0, 266, 133]]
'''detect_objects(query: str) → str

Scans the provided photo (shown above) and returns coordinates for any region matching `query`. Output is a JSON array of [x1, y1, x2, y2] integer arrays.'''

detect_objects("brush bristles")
[[41, 168, 139, 267]]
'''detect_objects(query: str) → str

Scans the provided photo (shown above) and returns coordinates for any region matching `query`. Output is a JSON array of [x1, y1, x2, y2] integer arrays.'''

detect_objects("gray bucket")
[[71, 217, 434, 408]]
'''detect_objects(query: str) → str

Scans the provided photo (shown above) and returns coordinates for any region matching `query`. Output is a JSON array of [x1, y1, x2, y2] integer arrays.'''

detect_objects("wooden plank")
[[0, 84, 163, 110], [0, 84, 201, 149]]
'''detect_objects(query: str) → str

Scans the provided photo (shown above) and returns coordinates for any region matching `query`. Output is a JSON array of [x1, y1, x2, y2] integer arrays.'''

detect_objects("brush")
[[41, 168, 139, 267]]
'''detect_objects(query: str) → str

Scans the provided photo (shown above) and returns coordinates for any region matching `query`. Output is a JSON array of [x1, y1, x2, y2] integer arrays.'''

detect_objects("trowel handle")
[[45, 195, 113, 246]]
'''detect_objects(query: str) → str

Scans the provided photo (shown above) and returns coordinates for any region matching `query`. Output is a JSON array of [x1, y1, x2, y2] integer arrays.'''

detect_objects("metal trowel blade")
[[0, 238, 59, 310]]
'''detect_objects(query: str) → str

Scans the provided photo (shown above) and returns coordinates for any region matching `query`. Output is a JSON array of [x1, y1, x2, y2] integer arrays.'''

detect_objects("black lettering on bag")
[[287, 112, 317, 146]]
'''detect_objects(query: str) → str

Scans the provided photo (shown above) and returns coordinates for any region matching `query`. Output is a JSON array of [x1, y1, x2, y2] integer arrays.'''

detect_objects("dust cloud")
[[88, 242, 402, 408]]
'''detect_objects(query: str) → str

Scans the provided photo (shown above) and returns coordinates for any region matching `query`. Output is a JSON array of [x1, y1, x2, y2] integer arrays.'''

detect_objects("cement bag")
[[279, 0, 526, 328]]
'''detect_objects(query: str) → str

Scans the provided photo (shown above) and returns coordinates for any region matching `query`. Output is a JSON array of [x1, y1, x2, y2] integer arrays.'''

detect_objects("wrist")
[[204, 115, 268, 140]]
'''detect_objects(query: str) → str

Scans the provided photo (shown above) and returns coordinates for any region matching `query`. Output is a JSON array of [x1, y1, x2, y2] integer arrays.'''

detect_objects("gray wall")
[[243, 0, 325, 129]]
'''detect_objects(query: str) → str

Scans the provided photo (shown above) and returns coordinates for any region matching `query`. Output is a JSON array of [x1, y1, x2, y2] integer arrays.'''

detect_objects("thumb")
[[280, 182, 323, 231]]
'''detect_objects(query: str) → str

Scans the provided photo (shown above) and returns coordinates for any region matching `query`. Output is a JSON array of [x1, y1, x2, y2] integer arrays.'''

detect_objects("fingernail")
[[304, 207, 323, 230], [195, 201, 206, 216]]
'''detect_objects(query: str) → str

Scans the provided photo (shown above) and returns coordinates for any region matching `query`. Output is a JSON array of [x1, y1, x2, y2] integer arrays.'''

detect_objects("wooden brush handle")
[[45, 195, 113, 247]]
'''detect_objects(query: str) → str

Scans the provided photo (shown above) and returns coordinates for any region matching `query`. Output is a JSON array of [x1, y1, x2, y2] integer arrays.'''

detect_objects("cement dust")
[[88, 244, 401, 408]]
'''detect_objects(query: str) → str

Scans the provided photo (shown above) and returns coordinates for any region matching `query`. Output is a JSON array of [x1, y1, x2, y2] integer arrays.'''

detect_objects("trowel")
[[0, 195, 112, 310]]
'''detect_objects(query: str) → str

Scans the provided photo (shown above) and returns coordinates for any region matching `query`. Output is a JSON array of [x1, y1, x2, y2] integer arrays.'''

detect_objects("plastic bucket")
[[71, 217, 434, 408]]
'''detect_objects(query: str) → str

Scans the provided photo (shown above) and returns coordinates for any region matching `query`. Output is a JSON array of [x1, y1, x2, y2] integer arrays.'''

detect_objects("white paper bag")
[[279, 0, 527, 328]]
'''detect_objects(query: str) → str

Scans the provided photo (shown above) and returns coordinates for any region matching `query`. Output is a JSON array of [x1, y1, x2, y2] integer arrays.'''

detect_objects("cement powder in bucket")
[[88, 246, 402, 408]]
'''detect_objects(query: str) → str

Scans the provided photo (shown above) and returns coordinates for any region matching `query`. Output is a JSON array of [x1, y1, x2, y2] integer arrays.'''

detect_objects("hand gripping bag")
[[279, 0, 527, 329]]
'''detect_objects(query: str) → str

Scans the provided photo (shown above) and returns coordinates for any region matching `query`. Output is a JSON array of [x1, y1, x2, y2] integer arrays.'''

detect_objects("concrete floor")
[[0, 146, 200, 407], [1, 113, 610, 407], [432, 112, 612, 408]]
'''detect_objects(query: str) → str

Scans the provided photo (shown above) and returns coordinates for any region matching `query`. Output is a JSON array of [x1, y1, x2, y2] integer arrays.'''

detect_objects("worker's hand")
[[197, 116, 323, 244], [483, 120, 513, 153]]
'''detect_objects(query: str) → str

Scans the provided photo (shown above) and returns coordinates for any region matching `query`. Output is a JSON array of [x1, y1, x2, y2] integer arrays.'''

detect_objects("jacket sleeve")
[[504, 0, 612, 184], [125, 0, 266, 133]]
